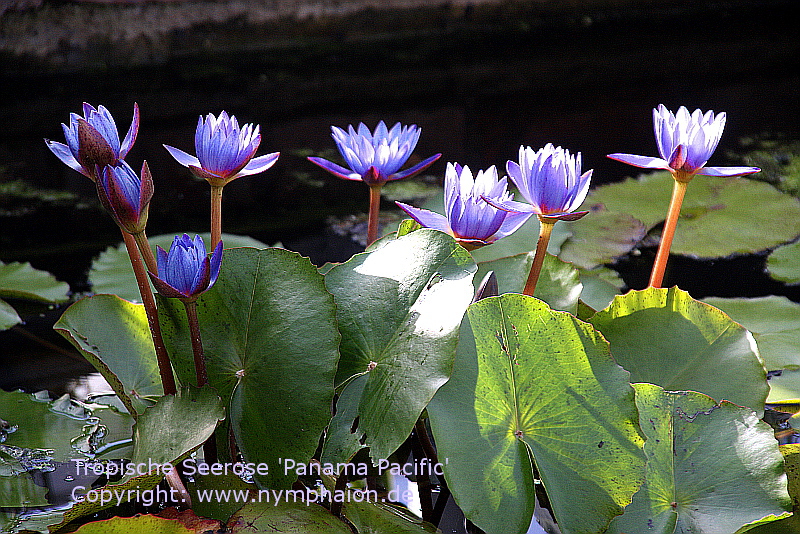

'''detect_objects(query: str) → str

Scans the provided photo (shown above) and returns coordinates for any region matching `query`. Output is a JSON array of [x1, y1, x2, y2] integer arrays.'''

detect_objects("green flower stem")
[[183, 298, 218, 464], [121, 231, 177, 396], [210, 184, 224, 251], [522, 218, 555, 297], [650, 179, 688, 288], [367, 183, 383, 246], [132, 230, 158, 275]]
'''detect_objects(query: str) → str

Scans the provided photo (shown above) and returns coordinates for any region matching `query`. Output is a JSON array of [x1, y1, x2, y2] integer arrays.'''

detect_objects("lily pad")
[[55, 294, 163, 415], [702, 296, 800, 371], [767, 240, 800, 285], [582, 172, 800, 258], [158, 247, 340, 490], [324, 229, 476, 462], [71, 514, 194, 533], [88, 233, 270, 302], [589, 287, 769, 414], [0, 260, 70, 303], [557, 207, 647, 269], [606, 384, 791, 534], [428, 294, 646, 534], [227, 500, 354, 534], [0, 299, 21, 330]]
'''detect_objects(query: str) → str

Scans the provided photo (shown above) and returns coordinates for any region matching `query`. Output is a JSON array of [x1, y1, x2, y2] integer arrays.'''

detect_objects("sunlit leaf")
[[0, 298, 21, 330], [558, 208, 647, 269], [606, 384, 791, 534], [589, 287, 768, 413], [227, 500, 353, 533], [428, 294, 646, 534], [325, 229, 476, 461], [71, 514, 195, 533]]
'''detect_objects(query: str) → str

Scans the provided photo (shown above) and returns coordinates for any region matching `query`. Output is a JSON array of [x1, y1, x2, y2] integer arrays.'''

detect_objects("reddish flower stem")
[[210, 184, 224, 251], [132, 230, 158, 275], [649, 180, 688, 288], [122, 231, 176, 396], [183, 299, 217, 464], [522, 218, 555, 297], [367, 184, 382, 246]]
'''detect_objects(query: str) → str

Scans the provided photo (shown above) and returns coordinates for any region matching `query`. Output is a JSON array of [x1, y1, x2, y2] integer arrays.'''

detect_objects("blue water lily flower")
[[396, 163, 531, 249], [46, 102, 139, 179], [96, 160, 153, 235], [149, 234, 223, 302], [164, 111, 279, 187], [484, 144, 592, 222], [308, 121, 441, 185], [607, 105, 760, 182]]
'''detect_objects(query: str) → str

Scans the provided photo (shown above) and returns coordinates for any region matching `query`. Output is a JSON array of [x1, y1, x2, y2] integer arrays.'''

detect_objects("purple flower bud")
[[396, 163, 531, 249], [164, 111, 279, 187], [149, 234, 223, 302], [308, 121, 441, 186], [483, 144, 592, 222], [45, 103, 139, 180], [97, 160, 153, 234], [607, 104, 760, 182]]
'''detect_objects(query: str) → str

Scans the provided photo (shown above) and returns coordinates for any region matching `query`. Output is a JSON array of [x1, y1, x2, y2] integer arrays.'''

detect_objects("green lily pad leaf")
[[606, 383, 792, 534], [702, 296, 800, 370], [558, 208, 647, 269], [71, 514, 194, 534], [0, 298, 21, 330], [324, 229, 476, 461], [227, 500, 354, 534], [474, 253, 582, 313], [0, 260, 70, 303], [343, 498, 439, 533], [52, 386, 224, 530], [578, 266, 624, 313], [158, 247, 340, 489], [88, 233, 269, 302], [55, 294, 163, 415], [185, 471, 255, 523], [428, 294, 646, 534], [588, 287, 768, 413], [582, 172, 800, 258], [0, 470, 49, 508], [766, 369, 800, 404], [321, 373, 369, 465], [767, 240, 800, 285], [742, 444, 800, 532]]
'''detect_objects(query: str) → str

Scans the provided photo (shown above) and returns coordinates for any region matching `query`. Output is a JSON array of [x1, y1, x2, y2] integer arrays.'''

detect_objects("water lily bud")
[[149, 234, 223, 303]]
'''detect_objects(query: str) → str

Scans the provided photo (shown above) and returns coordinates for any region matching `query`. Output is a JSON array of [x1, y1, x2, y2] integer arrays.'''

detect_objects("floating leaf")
[[744, 444, 800, 533], [606, 384, 791, 534], [767, 240, 800, 285], [702, 296, 800, 370], [589, 287, 768, 413], [343, 498, 439, 533], [88, 233, 269, 302], [557, 208, 647, 269], [55, 294, 162, 415], [227, 500, 353, 534], [159, 247, 340, 489], [321, 374, 369, 465], [0, 298, 21, 330], [583, 172, 800, 258], [325, 229, 476, 461], [428, 294, 646, 534], [766, 370, 800, 404], [0, 260, 70, 303]]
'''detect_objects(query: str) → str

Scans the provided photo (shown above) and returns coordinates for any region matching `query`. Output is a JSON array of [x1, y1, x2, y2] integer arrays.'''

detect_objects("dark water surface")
[[1, 0, 799, 391]]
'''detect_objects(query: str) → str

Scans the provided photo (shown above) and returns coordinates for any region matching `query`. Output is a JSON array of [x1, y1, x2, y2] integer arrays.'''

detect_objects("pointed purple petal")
[[395, 202, 453, 234], [207, 241, 223, 289], [388, 153, 442, 181], [696, 166, 761, 177], [164, 145, 200, 168], [607, 153, 670, 169], [239, 152, 280, 176], [307, 157, 361, 181], [493, 211, 534, 240], [149, 273, 188, 299], [45, 139, 86, 175], [120, 102, 139, 159]]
